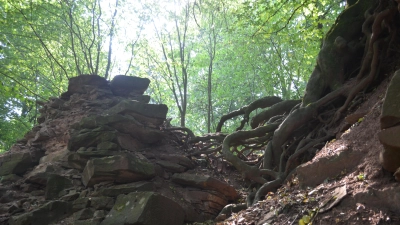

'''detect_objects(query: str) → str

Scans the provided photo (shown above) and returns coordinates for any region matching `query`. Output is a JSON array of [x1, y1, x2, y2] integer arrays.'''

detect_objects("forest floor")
[[200, 75, 400, 225]]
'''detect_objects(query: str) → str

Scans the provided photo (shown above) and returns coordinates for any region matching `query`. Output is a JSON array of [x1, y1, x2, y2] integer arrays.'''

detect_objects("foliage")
[[0, 0, 344, 149]]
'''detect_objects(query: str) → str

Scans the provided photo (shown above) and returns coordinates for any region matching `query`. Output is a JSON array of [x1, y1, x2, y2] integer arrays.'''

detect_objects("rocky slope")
[[220, 70, 400, 225], [0, 75, 240, 225]]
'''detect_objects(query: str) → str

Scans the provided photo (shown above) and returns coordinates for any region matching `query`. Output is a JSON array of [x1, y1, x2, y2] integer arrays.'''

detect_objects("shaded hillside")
[[220, 70, 400, 224]]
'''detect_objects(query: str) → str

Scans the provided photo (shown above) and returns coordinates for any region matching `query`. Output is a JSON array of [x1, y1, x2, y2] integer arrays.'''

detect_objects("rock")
[[72, 114, 165, 144], [25, 164, 63, 185], [158, 154, 196, 169], [105, 100, 168, 126], [0, 150, 44, 176], [45, 174, 74, 200], [60, 192, 80, 201], [8, 203, 24, 215], [39, 148, 69, 164], [73, 198, 91, 212], [90, 196, 114, 210], [97, 141, 119, 151], [67, 75, 109, 95], [110, 75, 150, 96], [100, 192, 184, 225], [183, 190, 229, 217], [297, 146, 363, 187], [91, 181, 155, 197], [378, 126, 400, 172], [8, 200, 72, 225], [68, 128, 118, 152], [129, 95, 151, 103], [0, 174, 22, 185], [381, 70, 400, 129], [345, 112, 367, 125], [74, 208, 95, 220], [116, 133, 143, 151], [156, 160, 187, 172], [171, 173, 238, 201], [351, 186, 400, 212], [81, 154, 155, 187]]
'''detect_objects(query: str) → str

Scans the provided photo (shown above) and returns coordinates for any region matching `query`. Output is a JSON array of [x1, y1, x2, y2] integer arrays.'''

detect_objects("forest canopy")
[[0, 0, 344, 152]]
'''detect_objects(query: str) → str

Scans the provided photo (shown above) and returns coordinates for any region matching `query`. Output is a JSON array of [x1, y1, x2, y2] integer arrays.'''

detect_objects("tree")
[[143, 0, 193, 127], [190, 0, 398, 205]]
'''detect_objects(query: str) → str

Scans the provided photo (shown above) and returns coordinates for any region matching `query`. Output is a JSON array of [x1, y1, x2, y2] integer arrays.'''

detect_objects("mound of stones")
[[0, 74, 238, 225]]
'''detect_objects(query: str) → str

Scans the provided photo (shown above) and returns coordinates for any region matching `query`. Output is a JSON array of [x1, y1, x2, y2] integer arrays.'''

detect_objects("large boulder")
[[171, 173, 238, 201], [0, 149, 44, 176], [91, 181, 155, 197], [378, 125, 400, 172], [45, 174, 74, 200], [71, 114, 165, 144], [81, 154, 155, 187], [68, 128, 118, 152], [296, 145, 362, 187], [110, 75, 150, 96], [381, 70, 400, 129], [67, 75, 109, 95], [105, 100, 168, 127], [100, 192, 184, 225], [8, 200, 72, 225]]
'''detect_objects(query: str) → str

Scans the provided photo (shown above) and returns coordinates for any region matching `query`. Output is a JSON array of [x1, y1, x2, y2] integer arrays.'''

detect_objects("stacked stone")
[[0, 75, 238, 225], [378, 70, 400, 181]]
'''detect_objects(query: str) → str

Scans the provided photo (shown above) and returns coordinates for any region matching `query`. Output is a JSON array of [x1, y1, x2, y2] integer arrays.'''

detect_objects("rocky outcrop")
[[296, 145, 362, 188], [379, 70, 400, 178], [101, 192, 185, 225], [0, 74, 238, 225]]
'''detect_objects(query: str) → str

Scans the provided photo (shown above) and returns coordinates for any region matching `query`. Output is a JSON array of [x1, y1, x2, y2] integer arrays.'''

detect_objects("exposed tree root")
[[216, 96, 282, 132], [250, 100, 301, 129]]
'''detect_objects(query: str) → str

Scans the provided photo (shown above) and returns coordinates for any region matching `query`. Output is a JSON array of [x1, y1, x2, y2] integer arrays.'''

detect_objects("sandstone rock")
[[0, 174, 22, 185], [105, 100, 168, 126], [0, 150, 44, 176], [26, 164, 63, 185], [45, 174, 74, 200], [116, 133, 143, 151], [74, 208, 95, 220], [97, 141, 119, 151], [8, 200, 72, 225], [100, 192, 184, 225], [39, 148, 69, 164], [184, 190, 228, 216], [159, 153, 196, 169], [156, 160, 187, 172], [110, 75, 150, 96], [67, 147, 118, 171], [297, 146, 362, 187], [378, 125, 400, 172], [129, 95, 151, 103], [90, 196, 114, 210], [73, 197, 91, 212], [81, 154, 155, 187], [68, 75, 109, 95], [72, 114, 165, 144], [381, 70, 400, 129], [171, 173, 238, 201], [345, 112, 367, 125], [68, 129, 118, 152], [91, 181, 155, 197], [351, 186, 400, 212]]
